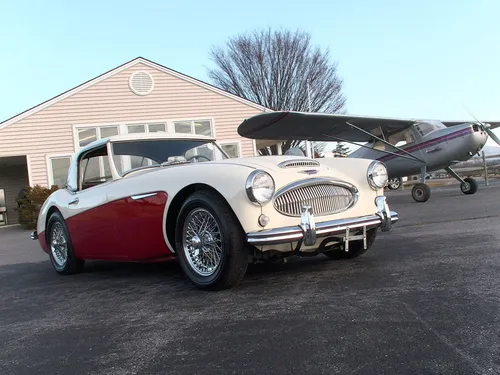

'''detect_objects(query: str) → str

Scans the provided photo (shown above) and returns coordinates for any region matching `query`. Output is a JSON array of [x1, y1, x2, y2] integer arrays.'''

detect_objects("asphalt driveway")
[[1, 182, 499, 375]]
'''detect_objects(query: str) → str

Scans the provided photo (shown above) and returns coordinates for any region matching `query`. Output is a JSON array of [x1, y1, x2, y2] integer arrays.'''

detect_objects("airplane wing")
[[238, 111, 416, 145]]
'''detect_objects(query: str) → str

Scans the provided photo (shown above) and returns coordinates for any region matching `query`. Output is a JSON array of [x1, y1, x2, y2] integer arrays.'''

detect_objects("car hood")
[[213, 155, 324, 173], [120, 155, 373, 190]]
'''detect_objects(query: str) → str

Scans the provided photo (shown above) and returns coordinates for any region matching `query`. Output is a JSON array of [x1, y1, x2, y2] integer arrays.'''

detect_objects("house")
[[0, 57, 268, 225]]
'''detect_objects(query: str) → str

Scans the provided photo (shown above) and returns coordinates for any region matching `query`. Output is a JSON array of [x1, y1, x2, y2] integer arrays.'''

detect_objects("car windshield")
[[110, 139, 228, 176]]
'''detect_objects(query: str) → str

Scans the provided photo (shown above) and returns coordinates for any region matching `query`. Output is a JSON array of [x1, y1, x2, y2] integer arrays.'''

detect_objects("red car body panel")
[[66, 191, 173, 261], [38, 231, 49, 254]]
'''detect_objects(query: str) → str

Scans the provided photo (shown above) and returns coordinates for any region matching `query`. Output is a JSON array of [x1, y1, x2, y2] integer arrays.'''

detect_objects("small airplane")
[[238, 111, 500, 202]]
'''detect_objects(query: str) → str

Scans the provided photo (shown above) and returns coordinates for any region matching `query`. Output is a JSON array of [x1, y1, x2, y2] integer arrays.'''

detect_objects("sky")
[[1, 0, 500, 146]]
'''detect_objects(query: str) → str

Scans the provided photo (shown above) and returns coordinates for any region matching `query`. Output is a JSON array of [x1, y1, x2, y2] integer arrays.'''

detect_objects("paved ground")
[[1, 182, 499, 375]]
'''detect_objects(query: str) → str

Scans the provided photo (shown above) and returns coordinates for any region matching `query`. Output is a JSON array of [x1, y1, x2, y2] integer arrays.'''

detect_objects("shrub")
[[17, 185, 59, 229]]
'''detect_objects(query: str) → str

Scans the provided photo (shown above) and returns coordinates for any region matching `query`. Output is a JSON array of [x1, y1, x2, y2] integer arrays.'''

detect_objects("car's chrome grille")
[[278, 159, 320, 168], [273, 180, 358, 217]]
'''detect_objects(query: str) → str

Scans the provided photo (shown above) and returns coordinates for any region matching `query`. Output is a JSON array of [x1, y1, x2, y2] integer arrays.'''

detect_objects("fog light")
[[258, 214, 270, 227]]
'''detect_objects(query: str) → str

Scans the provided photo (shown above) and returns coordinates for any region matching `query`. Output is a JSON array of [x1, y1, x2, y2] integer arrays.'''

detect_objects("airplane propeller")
[[481, 123, 500, 146]]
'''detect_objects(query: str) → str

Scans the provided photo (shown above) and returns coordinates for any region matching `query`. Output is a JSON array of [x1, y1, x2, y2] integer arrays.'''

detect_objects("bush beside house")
[[17, 185, 59, 229]]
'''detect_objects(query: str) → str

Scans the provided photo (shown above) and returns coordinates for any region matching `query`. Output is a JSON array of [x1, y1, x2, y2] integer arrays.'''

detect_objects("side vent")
[[129, 71, 154, 96], [278, 159, 320, 168]]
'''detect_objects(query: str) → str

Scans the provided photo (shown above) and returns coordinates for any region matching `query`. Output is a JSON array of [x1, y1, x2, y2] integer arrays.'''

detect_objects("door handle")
[[68, 197, 79, 205]]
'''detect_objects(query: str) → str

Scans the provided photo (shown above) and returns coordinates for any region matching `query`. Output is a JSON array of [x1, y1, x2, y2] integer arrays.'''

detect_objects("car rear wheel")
[[47, 211, 84, 275], [175, 190, 248, 290], [323, 228, 377, 259]]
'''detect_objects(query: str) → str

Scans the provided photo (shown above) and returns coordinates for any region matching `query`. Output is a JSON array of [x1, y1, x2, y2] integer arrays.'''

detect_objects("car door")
[[108, 189, 172, 261], [65, 144, 122, 260]]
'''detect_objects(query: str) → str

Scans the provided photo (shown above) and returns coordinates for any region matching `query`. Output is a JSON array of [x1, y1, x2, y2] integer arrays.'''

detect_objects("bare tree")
[[207, 28, 346, 154]]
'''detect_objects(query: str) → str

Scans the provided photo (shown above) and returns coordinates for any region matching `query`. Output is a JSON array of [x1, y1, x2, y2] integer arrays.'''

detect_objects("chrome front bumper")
[[247, 196, 398, 246]]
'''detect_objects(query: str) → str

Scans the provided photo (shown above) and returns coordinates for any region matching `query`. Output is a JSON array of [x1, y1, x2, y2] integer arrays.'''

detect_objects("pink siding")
[[0, 62, 264, 186]]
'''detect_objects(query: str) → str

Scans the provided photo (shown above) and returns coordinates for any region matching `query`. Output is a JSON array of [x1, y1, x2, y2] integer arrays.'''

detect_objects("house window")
[[127, 123, 166, 134], [148, 123, 166, 132], [49, 157, 71, 188], [78, 128, 97, 147], [220, 143, 240, 158], [174, 120, 213, 136], [128, 124, 145, 134], [77, 126, 119, 148]]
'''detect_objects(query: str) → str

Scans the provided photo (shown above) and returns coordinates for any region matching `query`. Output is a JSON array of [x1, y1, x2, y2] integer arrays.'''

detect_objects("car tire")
[[175, 190, 248, 290], [323, 228, 378, 259], [47, 211, 85, 275], [411, 183, 431, 202], [460, 177, 478, 195]]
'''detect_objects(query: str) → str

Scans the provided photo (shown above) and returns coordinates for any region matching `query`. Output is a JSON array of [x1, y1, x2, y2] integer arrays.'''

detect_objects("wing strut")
[[345, 121, 425, 163], [319, 133, 426, 164]]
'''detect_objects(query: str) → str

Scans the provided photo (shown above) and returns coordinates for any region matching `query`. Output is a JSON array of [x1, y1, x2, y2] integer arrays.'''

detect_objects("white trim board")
[[26, 155, 33, 187], [0, 57, 268, 131]]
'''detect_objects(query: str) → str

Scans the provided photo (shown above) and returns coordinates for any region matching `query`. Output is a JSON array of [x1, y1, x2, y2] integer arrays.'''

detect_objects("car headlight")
[[367, 161, 388, 189], [245, 170, 275, 204]]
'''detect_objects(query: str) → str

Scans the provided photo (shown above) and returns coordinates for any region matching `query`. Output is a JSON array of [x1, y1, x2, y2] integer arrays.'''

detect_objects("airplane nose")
[[471, 125, 488, 152]]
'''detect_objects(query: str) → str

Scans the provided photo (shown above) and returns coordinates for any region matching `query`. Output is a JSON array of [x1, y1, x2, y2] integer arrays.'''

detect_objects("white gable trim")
[[0, 57, 269, 131]]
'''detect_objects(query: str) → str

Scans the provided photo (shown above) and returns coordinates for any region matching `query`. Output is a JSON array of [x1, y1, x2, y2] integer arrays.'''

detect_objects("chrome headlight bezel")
[[367, 161, 388, 189], [245, 170, 275, 205]]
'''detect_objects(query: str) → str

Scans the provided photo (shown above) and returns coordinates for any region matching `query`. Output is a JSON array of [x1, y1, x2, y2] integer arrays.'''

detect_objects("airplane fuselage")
[[349, 123, 488, 178]]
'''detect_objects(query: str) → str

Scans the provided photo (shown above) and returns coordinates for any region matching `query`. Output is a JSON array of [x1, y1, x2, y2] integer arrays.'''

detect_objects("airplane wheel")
[[460, 177, 478, 195], [387, 178, 401, 190], [411, 183, 431, 202]]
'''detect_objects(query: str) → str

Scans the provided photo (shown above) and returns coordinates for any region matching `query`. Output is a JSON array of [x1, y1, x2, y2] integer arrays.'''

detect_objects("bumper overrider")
[[247, 196, 398, 247]]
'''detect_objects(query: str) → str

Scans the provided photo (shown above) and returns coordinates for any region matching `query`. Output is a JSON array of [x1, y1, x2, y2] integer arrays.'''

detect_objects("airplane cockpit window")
[[403, 129, 415, 144], [414, 121, 446, 137]]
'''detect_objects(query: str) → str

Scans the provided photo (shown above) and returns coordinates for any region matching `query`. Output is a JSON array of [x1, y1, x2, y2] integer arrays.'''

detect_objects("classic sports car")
[[31, 131, 398, 290]]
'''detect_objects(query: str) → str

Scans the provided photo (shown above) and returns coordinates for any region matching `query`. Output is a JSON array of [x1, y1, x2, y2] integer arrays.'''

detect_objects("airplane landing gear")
[[445, 167, 478, 196], [460, 177, 478, 195], [387, 177, 401, 190], [412, 183, 431, 202], [411, 165, 431, 202]]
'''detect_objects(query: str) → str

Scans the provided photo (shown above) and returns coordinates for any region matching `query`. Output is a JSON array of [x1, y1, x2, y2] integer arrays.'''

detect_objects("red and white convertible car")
[[31, 130, 398, 290]]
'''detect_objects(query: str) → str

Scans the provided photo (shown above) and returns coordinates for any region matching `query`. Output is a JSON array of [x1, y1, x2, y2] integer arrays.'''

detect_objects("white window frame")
[[170, 118, 216, 137], [125, 122, 167, 134], [71, 118, 216, 175], [46, 153, 73, 187], [219, 140, 242, 158]]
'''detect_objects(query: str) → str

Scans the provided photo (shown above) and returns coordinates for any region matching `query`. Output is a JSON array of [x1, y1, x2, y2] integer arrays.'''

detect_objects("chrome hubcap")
[[50, 222, 68, 267], [182, 208, 223, 277]]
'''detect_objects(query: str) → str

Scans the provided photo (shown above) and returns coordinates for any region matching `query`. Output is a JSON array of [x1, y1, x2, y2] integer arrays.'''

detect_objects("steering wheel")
[[186, 154, 211, 163]]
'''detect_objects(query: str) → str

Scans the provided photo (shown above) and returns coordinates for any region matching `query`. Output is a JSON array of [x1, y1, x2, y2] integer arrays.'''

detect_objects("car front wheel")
[[175, 190, 248, 290], [47, 211, 84, 275]]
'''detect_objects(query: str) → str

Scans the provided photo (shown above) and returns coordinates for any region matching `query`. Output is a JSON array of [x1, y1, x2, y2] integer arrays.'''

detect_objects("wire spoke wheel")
[[182, 208, 223, 277], [50, 222, 68, 267]]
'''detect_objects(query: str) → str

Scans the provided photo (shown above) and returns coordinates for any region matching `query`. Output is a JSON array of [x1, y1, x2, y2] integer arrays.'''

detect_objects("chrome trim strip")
[[247, 211, 398, 245], [131, 192, 158, 200]]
